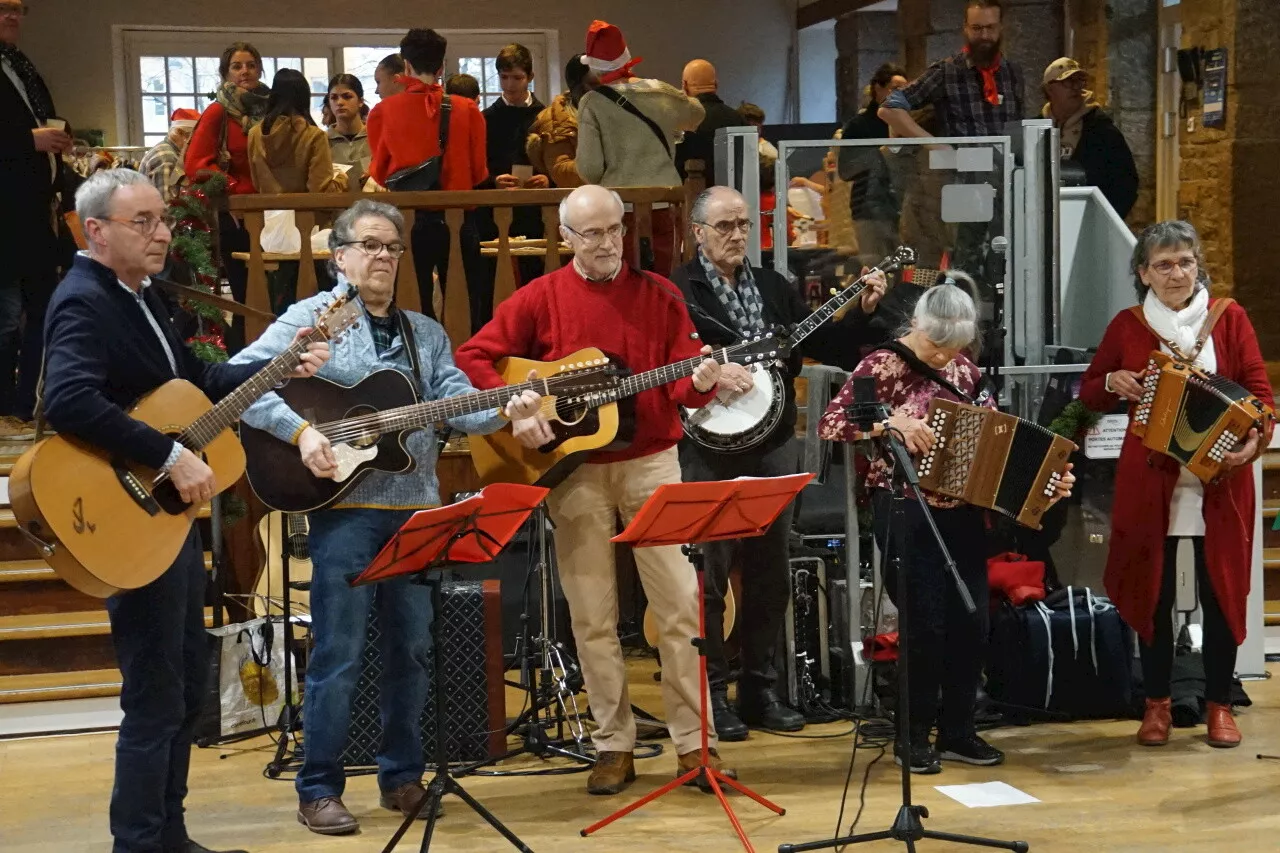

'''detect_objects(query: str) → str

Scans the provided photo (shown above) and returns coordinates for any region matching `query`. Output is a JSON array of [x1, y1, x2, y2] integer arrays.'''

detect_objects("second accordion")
[[1130, 350, 1273, 483], [917, 400, 1076, 529]]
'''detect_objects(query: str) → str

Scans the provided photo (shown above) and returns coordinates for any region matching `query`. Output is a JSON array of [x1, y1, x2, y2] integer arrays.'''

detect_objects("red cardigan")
[[183, 102, 256, 195], [366, 79, 488, 190], [455, 264, 715, 464], [1079, 301, 1274, 644]]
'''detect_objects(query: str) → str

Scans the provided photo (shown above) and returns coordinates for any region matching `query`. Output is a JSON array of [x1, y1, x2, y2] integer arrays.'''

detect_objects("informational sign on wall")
[[1203, 48, 1228, 129], [1083, 414, 1128, 460]]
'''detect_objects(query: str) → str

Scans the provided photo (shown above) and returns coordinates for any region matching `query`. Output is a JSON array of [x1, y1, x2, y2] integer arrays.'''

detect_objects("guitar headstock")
[[877, 245, 918, 274], [312, 286, 363, 344], [546, 358, 624, 396], [724, 329, 790, 366]]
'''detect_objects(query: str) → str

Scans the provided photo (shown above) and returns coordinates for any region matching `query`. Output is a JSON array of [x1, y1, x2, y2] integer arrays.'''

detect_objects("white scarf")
[[1142, 286, 1214, 369]]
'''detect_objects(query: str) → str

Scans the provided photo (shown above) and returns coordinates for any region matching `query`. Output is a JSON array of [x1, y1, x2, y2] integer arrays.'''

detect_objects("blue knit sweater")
[[233, 281, 503, 510]]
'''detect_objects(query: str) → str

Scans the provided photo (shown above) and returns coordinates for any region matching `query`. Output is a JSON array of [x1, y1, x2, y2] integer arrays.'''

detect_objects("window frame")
[[113, 26, 560, 146]]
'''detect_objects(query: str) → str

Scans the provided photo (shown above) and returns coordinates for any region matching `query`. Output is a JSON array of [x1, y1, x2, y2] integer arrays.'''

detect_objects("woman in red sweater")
[[183, 41, 270, 350], [1079, 220, 1274, 749]]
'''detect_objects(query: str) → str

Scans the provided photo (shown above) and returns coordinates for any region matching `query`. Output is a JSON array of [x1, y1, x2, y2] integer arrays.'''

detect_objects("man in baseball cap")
[[139, 108, 201, 201]]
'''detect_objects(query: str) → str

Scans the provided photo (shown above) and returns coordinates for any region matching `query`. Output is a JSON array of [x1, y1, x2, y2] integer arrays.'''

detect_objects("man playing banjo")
[[670, 186, 887, 738]]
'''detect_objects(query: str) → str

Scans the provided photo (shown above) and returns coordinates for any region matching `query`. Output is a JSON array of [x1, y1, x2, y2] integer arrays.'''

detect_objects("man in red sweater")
[[367, 28, 487, 318], [455, 184, 734, 796]]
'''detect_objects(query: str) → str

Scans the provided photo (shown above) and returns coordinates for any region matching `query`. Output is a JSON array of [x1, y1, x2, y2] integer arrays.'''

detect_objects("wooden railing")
[[226, 179, 701, 346]]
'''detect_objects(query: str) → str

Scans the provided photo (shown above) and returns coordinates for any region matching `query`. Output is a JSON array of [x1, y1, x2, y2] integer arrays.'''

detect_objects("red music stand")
[[351, 482, 548, 853], [580, 473, 814, 853]]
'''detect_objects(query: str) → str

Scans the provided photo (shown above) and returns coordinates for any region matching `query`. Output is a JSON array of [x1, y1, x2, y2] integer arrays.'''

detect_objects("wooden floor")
[[4, 659, 1280, 852]]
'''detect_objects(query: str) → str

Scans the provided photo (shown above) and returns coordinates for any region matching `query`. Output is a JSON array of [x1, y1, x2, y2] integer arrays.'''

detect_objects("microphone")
[[989, 235, 1008, 295], [635, 267, 745, 343]]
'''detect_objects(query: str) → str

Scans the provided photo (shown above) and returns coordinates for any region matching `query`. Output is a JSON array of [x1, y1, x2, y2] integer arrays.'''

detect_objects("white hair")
[[75, 169, 154, 224], [558, 186, 625, 231], [912, 281, 977, 349]]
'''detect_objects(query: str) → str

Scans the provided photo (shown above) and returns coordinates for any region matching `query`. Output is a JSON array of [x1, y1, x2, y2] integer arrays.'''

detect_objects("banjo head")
[[682, 364, 784, 450]]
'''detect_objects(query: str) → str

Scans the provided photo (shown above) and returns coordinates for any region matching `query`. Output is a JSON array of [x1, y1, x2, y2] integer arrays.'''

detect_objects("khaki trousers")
[[546, 447, 714, 755]]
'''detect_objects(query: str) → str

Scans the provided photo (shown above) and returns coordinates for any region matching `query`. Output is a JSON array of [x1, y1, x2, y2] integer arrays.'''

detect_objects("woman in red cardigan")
[[183, 41, 270, 351], [1079, 220, 1274, 749]]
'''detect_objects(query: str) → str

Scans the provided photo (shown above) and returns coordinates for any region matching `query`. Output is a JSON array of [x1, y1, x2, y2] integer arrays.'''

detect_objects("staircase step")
[[1267, 548, 1280, 571], [0, 668, 122, 704], [0, 607, 214, 641]]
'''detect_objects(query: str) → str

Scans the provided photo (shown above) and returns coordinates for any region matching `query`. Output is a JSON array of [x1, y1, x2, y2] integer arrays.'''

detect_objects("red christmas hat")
[[581, 19, 642, 83], [169, 108, 201, 130]]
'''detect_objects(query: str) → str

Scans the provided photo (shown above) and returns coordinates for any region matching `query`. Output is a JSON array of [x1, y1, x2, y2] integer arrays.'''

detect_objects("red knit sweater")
[[455, 264, 715, 463], [183, 103, 256, 195]]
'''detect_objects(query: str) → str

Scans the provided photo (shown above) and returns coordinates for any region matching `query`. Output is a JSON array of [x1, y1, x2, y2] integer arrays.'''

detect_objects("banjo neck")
[[786, 275, 872, 349]]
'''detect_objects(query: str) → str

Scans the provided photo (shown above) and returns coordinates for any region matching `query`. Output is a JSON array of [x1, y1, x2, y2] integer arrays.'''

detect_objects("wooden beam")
[[797, 0, 888, 30]]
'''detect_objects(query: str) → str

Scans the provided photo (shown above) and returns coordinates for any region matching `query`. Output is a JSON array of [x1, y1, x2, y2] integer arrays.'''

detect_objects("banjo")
[[681, 246, 920, 452]]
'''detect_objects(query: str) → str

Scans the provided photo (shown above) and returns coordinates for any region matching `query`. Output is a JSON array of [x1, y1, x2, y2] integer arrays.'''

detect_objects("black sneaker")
[[938, 734, 1005, 766], [893, 741, 942, 775]]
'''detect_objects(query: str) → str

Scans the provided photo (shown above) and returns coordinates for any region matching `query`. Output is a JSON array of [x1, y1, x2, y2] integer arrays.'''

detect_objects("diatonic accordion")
[[917, 400, 1076, 529], [1130, 350, 1273, 483]]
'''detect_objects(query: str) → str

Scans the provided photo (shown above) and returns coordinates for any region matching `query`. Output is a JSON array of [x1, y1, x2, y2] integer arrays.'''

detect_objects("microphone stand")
[[778, 401, 1027, 853]]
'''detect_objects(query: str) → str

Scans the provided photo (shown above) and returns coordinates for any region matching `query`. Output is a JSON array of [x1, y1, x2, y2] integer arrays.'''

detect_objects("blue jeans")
[[296, 507, 432, 802], [106, 528, 208, 853]]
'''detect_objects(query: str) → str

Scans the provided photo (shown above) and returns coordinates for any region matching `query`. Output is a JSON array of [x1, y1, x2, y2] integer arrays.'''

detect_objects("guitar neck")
[[618, 349, 737, 399], [788, 276, 871, 348], [182, 329, 329, 450], [317, 379, 544, 440]]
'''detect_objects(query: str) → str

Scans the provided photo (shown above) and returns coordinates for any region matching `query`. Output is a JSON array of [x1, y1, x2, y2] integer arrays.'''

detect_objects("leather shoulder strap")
[[1128, 297, 1235, 362], [594, 85, 672, 158]]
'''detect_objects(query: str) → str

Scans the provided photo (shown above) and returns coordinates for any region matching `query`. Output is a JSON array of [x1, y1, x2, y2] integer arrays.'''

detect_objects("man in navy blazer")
[[42, 169, 329, 853]]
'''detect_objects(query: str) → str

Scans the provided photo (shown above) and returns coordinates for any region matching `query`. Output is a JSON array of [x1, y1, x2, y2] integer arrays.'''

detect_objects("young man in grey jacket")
[[233, 199, 541, 836]]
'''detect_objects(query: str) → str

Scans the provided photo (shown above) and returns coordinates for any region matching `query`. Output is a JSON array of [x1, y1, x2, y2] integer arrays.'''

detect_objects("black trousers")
[[411, 211, 485, 326], [217, 212, 250, 354], [872, 490, 987, 741], [105, 528, 209, 852], [1140, 536, 1237, 705], [0, 262, 57, 420], [680, 439, 799, 696]]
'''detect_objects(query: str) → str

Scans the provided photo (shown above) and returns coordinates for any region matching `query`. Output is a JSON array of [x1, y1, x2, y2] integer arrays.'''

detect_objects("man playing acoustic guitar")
[[233, 199, 544, 836], [455, 184, 732, 796], [42, 170, 330, 853]]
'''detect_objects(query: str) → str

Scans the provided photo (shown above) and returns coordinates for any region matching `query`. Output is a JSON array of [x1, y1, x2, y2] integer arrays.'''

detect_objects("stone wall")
[[835, 12, 899, 123]]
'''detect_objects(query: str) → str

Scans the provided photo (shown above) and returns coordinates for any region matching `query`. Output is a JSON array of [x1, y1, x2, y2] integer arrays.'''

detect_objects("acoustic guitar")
[[9, 289, 362, 598], [471, 332, 787, 488], [253, 511, 313, 618], [242, 359, 619, 513]]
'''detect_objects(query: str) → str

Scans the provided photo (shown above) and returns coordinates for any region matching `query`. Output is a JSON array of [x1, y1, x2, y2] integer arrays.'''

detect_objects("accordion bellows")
[[918, 400, 1076, 529], [1131, 350, 1273, 483]]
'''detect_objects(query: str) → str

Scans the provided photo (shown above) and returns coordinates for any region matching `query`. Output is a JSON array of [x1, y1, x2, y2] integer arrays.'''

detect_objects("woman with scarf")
[[1080, 220, 1274, 749], [184, 40, 270, 350]]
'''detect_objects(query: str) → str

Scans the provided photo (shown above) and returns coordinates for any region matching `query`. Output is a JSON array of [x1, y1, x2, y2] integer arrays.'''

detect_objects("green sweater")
[[576, 79, 704, 188]]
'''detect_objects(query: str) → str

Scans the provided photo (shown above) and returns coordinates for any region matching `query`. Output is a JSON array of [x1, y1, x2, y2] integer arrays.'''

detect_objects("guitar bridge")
[[113, 464, 162, 517]]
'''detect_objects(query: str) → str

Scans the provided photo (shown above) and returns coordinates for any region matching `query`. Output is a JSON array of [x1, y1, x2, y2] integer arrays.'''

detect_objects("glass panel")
[[341, 46, 398, 109], [169, 95, 196, 111], [458, 57, 483, 79], [142, 95, 169, 134], [168, 57, 194, 94], [260, 57, 277, 80], [276, 57, 302, 72], [140, 56, 166, 93], [196, 57, 221, 96], [303, 57, 329, 92]]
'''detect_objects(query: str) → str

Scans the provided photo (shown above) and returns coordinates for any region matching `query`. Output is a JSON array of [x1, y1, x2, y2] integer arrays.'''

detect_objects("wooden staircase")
[[1263, 449, 1280, 627], [0, 440, 214, 709]]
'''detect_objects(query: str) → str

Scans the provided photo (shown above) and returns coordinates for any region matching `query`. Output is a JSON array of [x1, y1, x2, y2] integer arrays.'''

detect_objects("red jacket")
[[1079, 301, 1274, 644], [454, 264, 715, 464], [183, 102, 256, 195], [366, 79, 488, 190]]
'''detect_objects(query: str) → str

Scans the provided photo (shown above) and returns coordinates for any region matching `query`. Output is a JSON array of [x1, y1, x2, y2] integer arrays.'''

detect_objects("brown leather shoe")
[[1136, 697, 1172, 746], [1206, 701, 1242, 748], [587, 750, 636, 795], [297, 796, 359, 835], [380, 780, 443, 819], [677, 747, 738, 793]]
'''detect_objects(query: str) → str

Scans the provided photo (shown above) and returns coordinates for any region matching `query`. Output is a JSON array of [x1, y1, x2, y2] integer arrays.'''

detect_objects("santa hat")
[[169, 108, 201, 131], [580, 20, 642, 83]]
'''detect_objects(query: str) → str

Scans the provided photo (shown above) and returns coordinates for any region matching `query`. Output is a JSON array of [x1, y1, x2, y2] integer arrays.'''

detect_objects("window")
[[119, 29, 558, 146]]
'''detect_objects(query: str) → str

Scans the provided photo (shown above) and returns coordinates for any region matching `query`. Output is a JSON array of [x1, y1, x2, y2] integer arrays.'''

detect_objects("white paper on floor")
[[934, 782, 1040, 808]]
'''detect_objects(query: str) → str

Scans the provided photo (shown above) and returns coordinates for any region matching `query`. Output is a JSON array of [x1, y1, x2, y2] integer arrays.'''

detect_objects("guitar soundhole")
[[555, 400, 590, 426], [342, 405, 380, 449]]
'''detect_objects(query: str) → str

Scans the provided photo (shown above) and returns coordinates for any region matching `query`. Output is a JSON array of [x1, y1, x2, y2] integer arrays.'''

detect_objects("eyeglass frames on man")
[[562, 223, 627, 245], [342, 238, 407, 259], [695, 219, 753, 237], [104, 214, 179, 238]]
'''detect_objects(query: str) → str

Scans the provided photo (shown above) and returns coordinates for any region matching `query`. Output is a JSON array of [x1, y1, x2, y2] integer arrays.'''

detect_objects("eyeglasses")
[[0, 4, 29, 18], [342, 238, 407, 259], [563, 223, 626, 245], [105, 214, 177, 238], [1147, 258, 1198, 276], [696, 218, 753, 237]]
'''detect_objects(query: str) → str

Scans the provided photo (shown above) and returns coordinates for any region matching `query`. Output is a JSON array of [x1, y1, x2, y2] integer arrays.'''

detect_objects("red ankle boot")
[[1137, 697, 1172, 746], [1205, 701, 1241, 748]]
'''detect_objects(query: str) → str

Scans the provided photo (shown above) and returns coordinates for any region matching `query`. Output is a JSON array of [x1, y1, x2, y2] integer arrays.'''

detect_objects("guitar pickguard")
[[332, 442, 379, 483]]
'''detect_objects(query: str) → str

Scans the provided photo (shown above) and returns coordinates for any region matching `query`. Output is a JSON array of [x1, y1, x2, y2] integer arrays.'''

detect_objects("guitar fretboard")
[[317, 379, 550, 439]]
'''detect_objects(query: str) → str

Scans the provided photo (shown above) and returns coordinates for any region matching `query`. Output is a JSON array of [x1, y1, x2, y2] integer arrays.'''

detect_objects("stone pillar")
[[1107, 0, 1158, 226], [1004, 0, 1066, 115], [1180, 0, 1280, 359], [836, 12, 900, 123]]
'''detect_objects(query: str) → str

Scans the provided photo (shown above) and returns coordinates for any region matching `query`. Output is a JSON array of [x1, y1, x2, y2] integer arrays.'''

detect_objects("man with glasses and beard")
[[878, 0, 1025, 335], [670, 186, 886, 740], [456, 184, 732, 798]]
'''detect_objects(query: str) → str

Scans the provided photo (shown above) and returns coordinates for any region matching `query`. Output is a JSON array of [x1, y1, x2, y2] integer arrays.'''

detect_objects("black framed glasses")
[[563, 223, 626, 245], [343, 238, 407, 259], [695, 218, 753, 236], [105, 214, 178, 238]]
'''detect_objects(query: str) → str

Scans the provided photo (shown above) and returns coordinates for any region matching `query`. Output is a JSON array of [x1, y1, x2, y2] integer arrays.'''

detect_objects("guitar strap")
[[871, 340, 975, 404], [395, 309, 425, 399]]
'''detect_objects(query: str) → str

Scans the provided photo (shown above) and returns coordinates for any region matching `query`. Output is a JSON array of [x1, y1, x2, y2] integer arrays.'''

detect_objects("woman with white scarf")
[[1080, 220, 1274, 749]]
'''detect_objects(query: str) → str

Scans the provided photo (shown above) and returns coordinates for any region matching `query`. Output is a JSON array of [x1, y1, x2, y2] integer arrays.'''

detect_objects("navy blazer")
[[42, 254, 266, 470]]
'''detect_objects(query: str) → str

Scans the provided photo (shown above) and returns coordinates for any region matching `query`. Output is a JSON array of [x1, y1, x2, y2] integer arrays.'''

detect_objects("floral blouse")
[[817, 348, 991, 507]]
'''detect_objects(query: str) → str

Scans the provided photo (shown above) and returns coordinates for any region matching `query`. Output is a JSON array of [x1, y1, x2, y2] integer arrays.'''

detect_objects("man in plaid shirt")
[[139, 108, 198, 202]]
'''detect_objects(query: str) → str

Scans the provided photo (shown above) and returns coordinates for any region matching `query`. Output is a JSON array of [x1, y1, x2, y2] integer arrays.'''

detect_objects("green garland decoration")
[[1048, 399, 1102, 442], [167, 173, 230, 361]]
